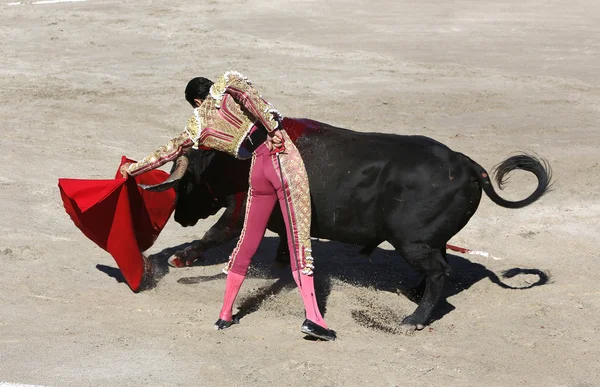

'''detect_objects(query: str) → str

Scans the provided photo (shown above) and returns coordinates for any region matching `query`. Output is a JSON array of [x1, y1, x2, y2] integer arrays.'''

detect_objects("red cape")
[[58, 157, 176, 292]]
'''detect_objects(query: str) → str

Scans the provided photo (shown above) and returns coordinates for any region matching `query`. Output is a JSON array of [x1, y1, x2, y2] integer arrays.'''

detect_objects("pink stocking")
[[219, 271, 245, 321], [293, 271, 328, 329]]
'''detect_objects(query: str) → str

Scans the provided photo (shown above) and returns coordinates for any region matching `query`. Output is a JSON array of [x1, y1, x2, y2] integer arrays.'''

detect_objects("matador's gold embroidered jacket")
[[127, 71, 282, 176]]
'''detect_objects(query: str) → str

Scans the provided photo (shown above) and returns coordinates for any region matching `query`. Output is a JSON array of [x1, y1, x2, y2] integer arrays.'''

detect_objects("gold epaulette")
[[209, 71, 251, 108]]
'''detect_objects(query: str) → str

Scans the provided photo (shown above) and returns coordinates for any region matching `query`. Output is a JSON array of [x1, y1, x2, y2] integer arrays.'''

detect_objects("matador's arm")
[[209, 71, 282, 132], [126, 129, 194, 176]]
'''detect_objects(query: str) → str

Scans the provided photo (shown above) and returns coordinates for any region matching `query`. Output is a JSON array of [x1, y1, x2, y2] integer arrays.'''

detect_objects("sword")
[[275, 149, 303, 288]]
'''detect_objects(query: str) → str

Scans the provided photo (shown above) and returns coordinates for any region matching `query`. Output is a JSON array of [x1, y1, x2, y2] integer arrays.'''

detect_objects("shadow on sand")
[[97, 236, 549, 333]]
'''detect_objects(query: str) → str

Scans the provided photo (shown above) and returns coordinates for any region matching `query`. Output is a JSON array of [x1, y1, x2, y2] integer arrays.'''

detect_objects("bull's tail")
[[469, 153, 553, 209]]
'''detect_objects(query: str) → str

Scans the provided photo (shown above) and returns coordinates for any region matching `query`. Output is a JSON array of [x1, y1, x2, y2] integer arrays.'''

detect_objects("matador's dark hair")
[[185, 77, 214, 107]]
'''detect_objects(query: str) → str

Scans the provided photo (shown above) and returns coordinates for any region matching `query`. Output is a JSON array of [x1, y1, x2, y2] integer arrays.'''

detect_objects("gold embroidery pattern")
[[185, 109, 201, 145], [197, 97, 255, 158], [223, 153, 257, 274], [210, 71, 280, 132], [209, 76, 226, 103], [128, 130, 191, 176], [278, 131, 314, 275], [209, 71, 250, 103]]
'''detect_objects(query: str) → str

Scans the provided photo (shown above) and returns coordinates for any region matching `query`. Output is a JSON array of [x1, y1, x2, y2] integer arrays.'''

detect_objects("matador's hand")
[[120, 162, 132, 178], [267, 129, 284, 152]]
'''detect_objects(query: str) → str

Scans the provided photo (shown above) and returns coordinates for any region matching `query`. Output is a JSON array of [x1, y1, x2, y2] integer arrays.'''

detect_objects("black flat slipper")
[[300, 319, 336, 341], [214, 316, 239, 330]]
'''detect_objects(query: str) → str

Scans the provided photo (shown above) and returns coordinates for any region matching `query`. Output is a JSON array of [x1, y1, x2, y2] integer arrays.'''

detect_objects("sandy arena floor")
[[1, 0, 599, 386]]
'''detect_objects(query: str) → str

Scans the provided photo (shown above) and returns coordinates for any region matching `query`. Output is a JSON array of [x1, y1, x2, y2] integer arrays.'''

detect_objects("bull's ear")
[[138, 181, 178, 192]]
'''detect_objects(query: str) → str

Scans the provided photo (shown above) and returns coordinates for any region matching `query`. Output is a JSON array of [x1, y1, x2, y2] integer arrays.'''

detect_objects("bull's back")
[[293, 120, 479, 244]]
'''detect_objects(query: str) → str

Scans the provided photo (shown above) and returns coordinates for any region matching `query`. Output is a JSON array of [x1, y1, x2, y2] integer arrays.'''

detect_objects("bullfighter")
[[121, 71, 336, 341]]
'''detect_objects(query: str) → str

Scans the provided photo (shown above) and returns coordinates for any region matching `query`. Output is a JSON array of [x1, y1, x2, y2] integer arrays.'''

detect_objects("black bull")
[[156, 118, 551, 332]]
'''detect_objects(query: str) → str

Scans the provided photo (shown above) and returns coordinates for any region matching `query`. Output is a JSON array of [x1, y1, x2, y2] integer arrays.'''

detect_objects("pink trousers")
[[225, 141, 309, 276], [220, 136, 327, 328]]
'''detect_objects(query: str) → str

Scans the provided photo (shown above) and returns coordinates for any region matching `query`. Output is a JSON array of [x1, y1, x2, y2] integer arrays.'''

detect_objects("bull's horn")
[[138, 155, 189, 192]]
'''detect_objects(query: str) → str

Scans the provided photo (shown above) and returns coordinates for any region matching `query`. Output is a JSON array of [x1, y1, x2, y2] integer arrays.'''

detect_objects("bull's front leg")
[[169, 194, 247, 267]]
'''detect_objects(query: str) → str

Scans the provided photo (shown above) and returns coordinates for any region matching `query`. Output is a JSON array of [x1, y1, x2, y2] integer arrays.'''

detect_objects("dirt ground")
[[1, 0, 599, 386]]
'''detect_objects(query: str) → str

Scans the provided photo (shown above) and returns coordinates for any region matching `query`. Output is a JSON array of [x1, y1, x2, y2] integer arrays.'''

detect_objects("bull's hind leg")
[[274, 234, 290, 267], [266, 207, 290, 267], [393, 242, 451, 335]]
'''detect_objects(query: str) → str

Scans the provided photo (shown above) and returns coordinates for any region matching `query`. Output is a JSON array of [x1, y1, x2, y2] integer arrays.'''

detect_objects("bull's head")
[[140, 150, 224, 227]]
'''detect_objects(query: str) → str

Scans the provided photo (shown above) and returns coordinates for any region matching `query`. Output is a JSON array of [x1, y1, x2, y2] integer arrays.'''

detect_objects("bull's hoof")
[[398, 323, 417, 335], [168, 254, 198, 268], [167, 255, 186, 268], [400, 315, 425, 335]]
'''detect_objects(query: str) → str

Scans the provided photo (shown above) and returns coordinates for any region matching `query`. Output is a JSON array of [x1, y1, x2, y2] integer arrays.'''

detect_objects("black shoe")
[[300, 319, 336, 341], [214, 316, 239, 330]]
